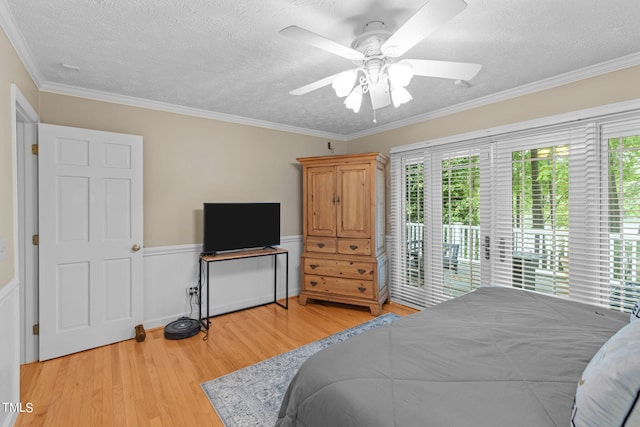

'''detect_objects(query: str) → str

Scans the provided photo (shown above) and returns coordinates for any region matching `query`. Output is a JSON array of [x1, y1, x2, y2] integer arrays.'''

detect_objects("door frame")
[[12, 84, 40, 363]]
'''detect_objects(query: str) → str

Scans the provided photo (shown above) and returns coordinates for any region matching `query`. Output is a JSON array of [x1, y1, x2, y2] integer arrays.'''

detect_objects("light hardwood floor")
[[17, 297, 417, 426]]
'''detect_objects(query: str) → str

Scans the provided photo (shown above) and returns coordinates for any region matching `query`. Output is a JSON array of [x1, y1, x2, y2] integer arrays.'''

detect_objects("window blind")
[[424, 144, 490, 307], [573, 118, 640, 311], [390, 151, 426, 309], [390, 111, 640, 313], [492, 126, 578, 297]]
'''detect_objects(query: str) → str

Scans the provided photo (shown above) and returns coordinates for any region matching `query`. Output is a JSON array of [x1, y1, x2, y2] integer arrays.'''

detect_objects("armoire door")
[[336, 163, 371, 238], [306, 166, 337, 237]]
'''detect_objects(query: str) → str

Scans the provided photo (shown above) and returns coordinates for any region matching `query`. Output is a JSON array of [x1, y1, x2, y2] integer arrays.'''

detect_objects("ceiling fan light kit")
[[387, 63, 414, 87], [280, 0, 482, 119], [332, 70, 359, 97], [391, 85, 413, 108], [344, 85, 364, 113]]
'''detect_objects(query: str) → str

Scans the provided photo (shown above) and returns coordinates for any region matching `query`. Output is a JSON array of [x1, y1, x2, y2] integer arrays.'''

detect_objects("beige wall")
[[39, 93, 347, 247], [0, 28, 38, 287], [349, 65, 640, 155], [6, 19, 640, 277]]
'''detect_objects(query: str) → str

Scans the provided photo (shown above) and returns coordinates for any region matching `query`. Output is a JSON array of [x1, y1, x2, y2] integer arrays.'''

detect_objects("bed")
[[276, 286, 640, 426]]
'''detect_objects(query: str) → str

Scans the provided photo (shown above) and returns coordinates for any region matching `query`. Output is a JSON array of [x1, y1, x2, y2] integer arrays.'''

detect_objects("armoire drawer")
[[337, 239, 371, 256], [305, 237, 336, 253], [303, 257, 374, 280], [303, 275, 374, 298]]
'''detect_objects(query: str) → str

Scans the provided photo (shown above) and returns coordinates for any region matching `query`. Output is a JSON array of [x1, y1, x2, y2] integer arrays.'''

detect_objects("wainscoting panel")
[[0, 279, 20, 427], [142, 236, 302, 330]]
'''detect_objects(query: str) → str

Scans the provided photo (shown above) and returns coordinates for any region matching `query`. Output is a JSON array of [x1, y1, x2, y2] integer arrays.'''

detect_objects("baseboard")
[[0, 279, 20, 427]]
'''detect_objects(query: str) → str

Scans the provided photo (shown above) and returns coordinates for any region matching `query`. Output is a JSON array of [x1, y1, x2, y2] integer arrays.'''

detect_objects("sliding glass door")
[[493, 131, 574, 297], [391, 144, 491, 307], [391, 114, 640, 313], [425, 146, 492, 305], [391, 152, 425, 308]]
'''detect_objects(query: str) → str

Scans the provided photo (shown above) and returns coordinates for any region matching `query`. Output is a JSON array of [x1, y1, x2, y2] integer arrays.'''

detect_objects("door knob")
[[131, 243, 141, 252]]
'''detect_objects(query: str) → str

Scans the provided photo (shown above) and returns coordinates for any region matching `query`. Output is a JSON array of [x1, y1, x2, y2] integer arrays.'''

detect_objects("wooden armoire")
[[297, 152, 388, 315]]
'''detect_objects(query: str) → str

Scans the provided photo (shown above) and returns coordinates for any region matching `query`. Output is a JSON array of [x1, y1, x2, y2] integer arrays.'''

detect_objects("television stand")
[[198, 247, 289, 331]]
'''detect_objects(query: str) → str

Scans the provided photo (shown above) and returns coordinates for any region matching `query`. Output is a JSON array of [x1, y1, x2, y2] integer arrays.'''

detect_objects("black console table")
[[198, 247, 289, 330]]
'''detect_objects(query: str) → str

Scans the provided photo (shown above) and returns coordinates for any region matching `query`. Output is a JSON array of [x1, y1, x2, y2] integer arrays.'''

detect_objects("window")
[[606, 133, 640, 311], [441, 154, 481, 297], [492, 126, 584, 303], [390, 152, 425, 309], [390, 113, 640, 312]]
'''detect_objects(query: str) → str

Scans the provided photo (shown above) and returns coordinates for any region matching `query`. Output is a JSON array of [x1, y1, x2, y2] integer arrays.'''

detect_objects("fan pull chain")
[[373, 108, 377, 123]]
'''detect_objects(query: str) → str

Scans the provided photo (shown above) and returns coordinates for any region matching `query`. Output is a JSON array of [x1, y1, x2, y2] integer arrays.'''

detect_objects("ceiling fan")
[[279, 0, 482, 115]]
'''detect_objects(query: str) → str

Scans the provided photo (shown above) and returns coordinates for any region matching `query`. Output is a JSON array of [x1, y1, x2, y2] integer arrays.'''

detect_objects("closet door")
[[38, 124, 143, 360]]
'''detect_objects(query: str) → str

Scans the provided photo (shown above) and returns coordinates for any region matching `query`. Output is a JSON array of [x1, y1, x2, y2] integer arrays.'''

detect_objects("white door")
[[424, 144, 492, 303], [38, 124, 143, 360]]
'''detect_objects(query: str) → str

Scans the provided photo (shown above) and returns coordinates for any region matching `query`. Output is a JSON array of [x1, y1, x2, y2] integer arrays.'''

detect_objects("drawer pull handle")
[[358, 269, 366, 274], [350, 245, 358, 250], [310, 264, 319, 269], [317, 243, 325, 248], [310, 281, 318, 286], [358, 286, 367, 293]]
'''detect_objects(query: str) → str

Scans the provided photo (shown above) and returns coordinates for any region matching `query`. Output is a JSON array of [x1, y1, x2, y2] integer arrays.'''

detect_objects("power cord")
[[196, 274, 210, 341]]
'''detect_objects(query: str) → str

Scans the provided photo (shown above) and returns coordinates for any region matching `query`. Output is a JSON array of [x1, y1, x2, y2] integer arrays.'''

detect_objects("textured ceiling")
[[3, 0, 640, 139]]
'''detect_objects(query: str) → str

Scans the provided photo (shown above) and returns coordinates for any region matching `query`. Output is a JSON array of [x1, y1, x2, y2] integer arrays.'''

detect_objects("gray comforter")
[[276, 287, 628, 426]]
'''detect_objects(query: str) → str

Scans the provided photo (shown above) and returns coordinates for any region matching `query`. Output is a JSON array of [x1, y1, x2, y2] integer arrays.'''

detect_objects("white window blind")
[[493, 126, 578, 297], [390, 112, 640, 313], [423, 144, 490, 307], [605, 131, 640, 311], [571, 119, 640, 311], [390, 151, 426, 308]]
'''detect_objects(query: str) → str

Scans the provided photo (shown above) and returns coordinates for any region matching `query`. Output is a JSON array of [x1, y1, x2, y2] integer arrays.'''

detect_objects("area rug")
[[201, 313, 400, 426]]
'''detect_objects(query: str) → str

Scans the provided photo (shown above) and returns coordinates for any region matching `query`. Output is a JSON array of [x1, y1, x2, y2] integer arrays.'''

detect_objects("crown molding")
[[0, 0, 42, 87], [347, 52, 640, 140], [1, 0, 343, 140], [39, 81, 349, 141]]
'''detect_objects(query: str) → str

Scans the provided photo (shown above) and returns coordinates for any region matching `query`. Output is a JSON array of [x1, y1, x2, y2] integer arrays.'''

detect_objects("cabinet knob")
[[358, 286, 366, 293], [349, 245, 358, 250], [310, 264, 319, 269], [317, 243, 325, 248], [310, 281, 318, 286], [358, 269, 366, 274]]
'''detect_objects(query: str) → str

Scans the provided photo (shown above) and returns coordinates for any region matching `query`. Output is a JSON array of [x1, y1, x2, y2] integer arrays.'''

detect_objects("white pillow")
[[571, 320, 640, 426]]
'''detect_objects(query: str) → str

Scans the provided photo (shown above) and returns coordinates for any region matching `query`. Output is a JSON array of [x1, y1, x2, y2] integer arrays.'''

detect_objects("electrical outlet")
[[186, 286, 198, 296]]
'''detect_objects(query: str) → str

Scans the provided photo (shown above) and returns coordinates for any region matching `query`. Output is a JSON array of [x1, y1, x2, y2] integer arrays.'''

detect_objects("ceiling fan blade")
[[382, 0, 468, 58], [289, 69, 359, 96], [280, 25, 364, 61], [401, 59, 482, 80]]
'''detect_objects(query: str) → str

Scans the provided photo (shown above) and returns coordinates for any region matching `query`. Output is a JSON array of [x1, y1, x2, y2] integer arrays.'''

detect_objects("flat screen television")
[[202, 202, 280, 254]]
